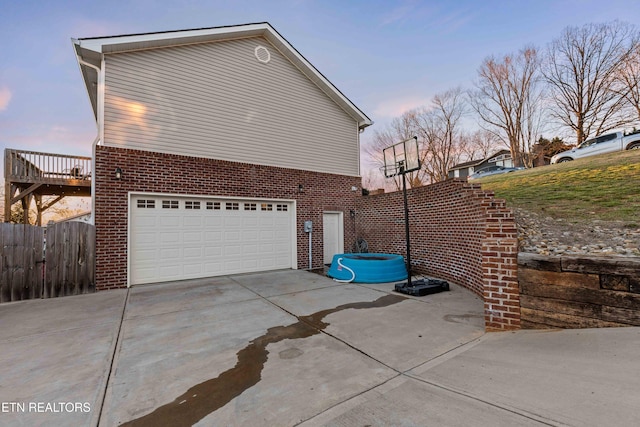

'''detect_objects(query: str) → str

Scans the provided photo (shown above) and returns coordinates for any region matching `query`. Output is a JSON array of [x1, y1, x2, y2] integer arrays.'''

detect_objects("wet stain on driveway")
[[120, 294, 406, 427]]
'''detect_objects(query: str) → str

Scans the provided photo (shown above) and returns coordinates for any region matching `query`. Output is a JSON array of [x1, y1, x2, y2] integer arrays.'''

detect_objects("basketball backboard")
[[382, 136, 421, 178]]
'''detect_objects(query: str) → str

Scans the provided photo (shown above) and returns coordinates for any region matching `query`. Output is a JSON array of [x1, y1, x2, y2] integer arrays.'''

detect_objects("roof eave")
[[72, 40, 101, 120]]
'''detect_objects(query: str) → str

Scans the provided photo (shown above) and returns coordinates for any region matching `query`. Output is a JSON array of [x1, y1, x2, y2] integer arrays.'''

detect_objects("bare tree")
[[364, 88, 467, 189], [364, 111, 428, 190], [413, 87, 468, 182], [543, 21, 637, 144], [460, 129, 505, 161], [614, 34, 640, 122], [471, 46, 543, 168], [361, 169, 385, 192]]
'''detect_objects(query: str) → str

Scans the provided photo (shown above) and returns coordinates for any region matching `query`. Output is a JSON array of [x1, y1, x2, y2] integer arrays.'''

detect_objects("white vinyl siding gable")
[[103, 37, 360, 176]]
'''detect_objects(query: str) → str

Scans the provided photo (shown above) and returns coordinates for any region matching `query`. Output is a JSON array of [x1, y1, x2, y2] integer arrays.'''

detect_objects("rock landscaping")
[[515, 208, 640, 257]]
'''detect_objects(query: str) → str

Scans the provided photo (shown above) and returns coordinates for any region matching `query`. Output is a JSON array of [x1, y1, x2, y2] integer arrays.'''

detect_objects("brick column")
[[482, 237, 520, 330], [481, 201, 520, 331]]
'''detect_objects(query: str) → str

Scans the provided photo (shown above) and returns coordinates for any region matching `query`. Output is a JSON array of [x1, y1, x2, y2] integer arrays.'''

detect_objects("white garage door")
[[130, 195, 295, 285]]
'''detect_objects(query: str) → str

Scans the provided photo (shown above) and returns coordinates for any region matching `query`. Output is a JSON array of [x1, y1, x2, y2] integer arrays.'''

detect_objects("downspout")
[[76, 57, 104, 225], [308, 228, 312, 270]]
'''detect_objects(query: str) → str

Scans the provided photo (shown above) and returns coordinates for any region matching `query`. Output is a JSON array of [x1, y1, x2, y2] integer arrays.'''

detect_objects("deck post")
[[4, 181, 11, 223]]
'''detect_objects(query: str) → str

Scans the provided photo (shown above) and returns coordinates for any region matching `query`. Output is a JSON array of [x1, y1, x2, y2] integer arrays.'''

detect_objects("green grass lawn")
[[475, 150, 640, 225]]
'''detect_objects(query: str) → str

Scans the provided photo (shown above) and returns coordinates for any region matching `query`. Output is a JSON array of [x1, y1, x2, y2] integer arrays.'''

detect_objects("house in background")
[[48, 211, 92, 225], [448, 149, 512, 179], [73, 22, 371, 289]]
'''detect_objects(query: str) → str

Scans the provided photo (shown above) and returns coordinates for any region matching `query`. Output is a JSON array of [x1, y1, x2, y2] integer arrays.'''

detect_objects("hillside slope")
[[475, 150, 640, 256]]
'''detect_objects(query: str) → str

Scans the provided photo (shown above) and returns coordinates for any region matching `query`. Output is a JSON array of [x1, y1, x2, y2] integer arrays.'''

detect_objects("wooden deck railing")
[[4, 149, 92, 183]]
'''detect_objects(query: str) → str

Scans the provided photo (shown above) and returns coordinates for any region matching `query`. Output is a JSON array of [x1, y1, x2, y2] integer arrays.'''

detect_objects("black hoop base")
[[394, 278, 450, 297]]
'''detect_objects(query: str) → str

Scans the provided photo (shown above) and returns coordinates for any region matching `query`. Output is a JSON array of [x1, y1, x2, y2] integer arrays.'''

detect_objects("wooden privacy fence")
[[0, 222, 95, 303], [0, 223, 44, 301]]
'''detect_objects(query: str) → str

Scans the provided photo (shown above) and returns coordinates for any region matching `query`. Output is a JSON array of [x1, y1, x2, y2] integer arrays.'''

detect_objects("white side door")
[[323, 211, 344, 265]]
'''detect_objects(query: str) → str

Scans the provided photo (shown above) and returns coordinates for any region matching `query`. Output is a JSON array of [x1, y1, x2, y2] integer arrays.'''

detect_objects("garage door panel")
[[243, 244, 258, 255], [131, 195, 294, 285], [183, 232, 203, 243], [134, 215, 157, 227], [225, 231, 241, 241], [160, 232, 181, 243], [260, 230, 275, 240], [183, 246, 203, 258], [225, 245, 242, 256], [183, 264, 203, 275], [204, 247, 222, 257], [135, 249, 156, 262], [259, 243, 274, 252], [225, 260, 242, 271], [135, 232, 157, 245], [205, 264, 223, 274], [205, 231, 222, 240], [243, 258, 259, 269], [159, 247, 181, 260], [204, 216, 223, 226], [260, 256, 276, 268], [275, 218, 290, 227], [184, 216, 203, 227], [242, 230, 259, 240], [276, 256, 291, 267], [133, 262, 157, 274], [134, 268, 157, 282], [260, 217, 275, 227], [159, 265, 181, 277], [157, 260, 182, 272], [224, 217, 242, 227], [243, 217, 259, 227], [159, 216, 181, 227], [275, 242, 290, 251]]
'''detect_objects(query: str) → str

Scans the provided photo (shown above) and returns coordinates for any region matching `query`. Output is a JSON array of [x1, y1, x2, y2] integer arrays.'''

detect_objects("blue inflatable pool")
[[327, 253, 408, 283]]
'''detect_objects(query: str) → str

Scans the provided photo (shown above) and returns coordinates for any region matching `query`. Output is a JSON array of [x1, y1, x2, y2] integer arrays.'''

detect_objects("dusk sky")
[[2, 0, 640, 180]]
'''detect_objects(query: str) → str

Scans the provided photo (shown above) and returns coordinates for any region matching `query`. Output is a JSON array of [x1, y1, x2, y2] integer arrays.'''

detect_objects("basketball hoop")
[[381, 136, 449, 297], [382, 137, 421, 178], [379, 164, 401, 178]]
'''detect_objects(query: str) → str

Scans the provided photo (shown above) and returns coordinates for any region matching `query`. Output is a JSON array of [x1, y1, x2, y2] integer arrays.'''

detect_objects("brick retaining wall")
[[357, 180, 520, 331]]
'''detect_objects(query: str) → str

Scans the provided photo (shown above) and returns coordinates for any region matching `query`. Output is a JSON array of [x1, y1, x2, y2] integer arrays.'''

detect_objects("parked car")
[[550, 130, 640, 164], [467, 165, 523, 180]]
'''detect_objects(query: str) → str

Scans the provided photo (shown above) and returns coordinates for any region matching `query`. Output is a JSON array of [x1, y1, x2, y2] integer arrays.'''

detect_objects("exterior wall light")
[[115, 167, 123, 180]]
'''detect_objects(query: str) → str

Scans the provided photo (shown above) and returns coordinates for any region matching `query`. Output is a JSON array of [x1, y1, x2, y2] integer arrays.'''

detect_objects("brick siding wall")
[[356, 179, 520, 331], [94, 146, 360, 290]]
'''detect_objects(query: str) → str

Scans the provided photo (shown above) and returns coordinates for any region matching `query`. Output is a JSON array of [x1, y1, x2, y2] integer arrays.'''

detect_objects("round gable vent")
[[254, 45, 271, 64]]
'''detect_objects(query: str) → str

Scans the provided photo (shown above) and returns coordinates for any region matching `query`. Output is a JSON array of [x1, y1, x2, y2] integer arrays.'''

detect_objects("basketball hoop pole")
[[400, 162, 413, 288], [383, 136, 450, 297]]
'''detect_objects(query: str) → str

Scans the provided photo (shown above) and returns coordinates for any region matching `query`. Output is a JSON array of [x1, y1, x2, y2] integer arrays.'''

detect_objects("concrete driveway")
[[1, 270, 639, 426]]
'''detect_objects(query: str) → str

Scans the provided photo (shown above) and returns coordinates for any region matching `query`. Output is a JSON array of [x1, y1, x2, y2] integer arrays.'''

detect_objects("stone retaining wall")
[[518, 253, 640, 328]]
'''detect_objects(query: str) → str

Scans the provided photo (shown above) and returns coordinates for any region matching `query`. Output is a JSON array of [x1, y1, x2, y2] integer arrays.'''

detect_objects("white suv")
[[551, 131, 640, 164]]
